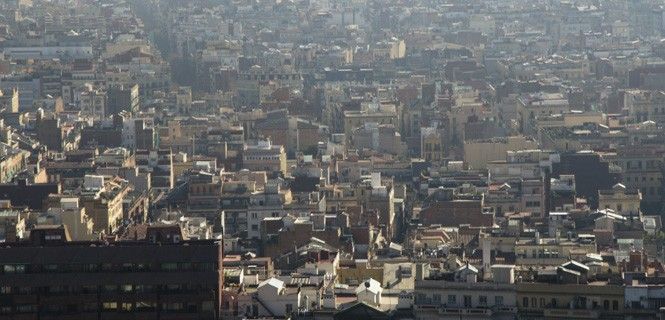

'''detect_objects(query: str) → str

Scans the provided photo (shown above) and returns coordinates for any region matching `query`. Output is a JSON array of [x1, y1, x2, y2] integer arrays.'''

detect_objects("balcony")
[[414, 305, 494, 317], [437, 307, 493, 317], [494, 306, 517, 313], [543, 308, 600, 319], [414, 304, 438, 310]]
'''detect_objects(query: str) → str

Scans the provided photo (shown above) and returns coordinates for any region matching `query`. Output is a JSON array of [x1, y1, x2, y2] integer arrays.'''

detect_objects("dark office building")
[[0, 179, 60, 210], [36, 116, 64, 152], [552, 152, 621, 209], [107, 84, 140, 115], [80, 127, 122, 149], [0, 225, 223, 320]]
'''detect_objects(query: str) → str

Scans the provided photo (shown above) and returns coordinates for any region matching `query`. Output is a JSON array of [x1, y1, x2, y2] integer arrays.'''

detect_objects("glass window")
[[82, 302, 97, 312], [16, 305, 37, 313], [135, 285, 154, 293], [495, 296, 504, 306], [48, 286, 66, 294], [447, 295, 456, 305], [44, 264, 58, 272], [121, 303, 133, 312], [136, 301, 156, 311], [163, 302, 184, 312], [195, 263, 216, 271], [45, 304, 65, 313], [202, 301, 214, 312], [18, 287, 32, 295], [102, 302, 117, 311], [479, 295, 487, 306], [165, 284, 182, 292], [103, 285, 117, 293], [68, 264, 83, 272], [464, 295, 472, 307], [81, 285, 97, 294], [84, 264, 98, 272], [161, 263, 178, 271], [184, 283, 200, 291]]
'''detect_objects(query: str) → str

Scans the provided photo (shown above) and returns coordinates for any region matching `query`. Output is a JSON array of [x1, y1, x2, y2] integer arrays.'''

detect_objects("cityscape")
[[0, 0, 663, 319]]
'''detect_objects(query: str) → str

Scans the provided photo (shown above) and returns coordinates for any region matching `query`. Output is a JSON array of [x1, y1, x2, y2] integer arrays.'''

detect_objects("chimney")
[[481, 232, 491, 280], [4, 221, 16, 243], [543, 168, 551, 217]]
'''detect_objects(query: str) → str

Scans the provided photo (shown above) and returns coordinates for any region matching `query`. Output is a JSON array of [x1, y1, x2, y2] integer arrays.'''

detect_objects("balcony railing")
[[543, 308, 600, 319]]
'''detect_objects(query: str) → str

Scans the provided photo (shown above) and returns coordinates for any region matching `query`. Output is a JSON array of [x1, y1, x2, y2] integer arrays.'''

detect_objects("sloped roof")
[[258, 277, 284, 290], [334, 301, 389, 320], [355, 278, 381, 295], [562, 260, 590, 272], [456, 263, 479, 274]]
